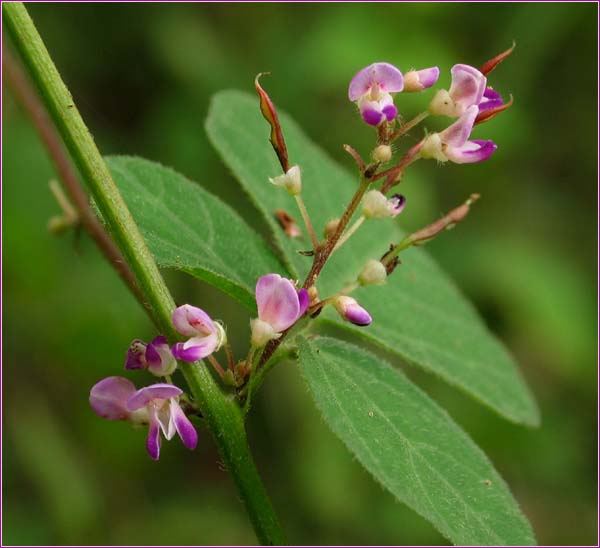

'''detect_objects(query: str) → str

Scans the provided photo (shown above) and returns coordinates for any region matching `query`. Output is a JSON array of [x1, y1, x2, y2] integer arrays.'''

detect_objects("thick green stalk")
[[3, 3, 286, 544]]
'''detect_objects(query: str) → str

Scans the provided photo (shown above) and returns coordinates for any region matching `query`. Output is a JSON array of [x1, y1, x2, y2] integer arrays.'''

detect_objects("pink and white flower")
[[89, 377, 198, 461], [429, 64, 487, 118], [348, 62, 404, 126], [250, 274, 309, 347], [171, 305, 226, 363], [420, 105, 497, 164]]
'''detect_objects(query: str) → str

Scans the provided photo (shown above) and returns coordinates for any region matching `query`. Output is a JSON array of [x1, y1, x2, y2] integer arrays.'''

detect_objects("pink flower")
[[348, 62, 404, 126], [89, 377, 198, 461], [429, 64, 487, 117], [171, 305, 226, 363], [250, 274, 309, 346], [420, 105, 497, 164]]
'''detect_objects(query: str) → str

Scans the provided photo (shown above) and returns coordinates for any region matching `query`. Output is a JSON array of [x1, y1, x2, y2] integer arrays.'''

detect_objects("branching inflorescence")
[[90, 45, 515, 461]]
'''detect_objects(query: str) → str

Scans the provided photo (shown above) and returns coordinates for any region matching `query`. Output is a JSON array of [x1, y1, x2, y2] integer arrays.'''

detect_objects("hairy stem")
[[389, 111, 429, 141], [3, 4, 286, 544], [303, 177, 370, 289]]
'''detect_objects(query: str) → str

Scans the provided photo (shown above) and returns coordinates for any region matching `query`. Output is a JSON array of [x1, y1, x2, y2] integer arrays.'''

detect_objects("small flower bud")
[[371, 145, 392, 163], [403, 67, 440, 92], [333, 296, 372, 327], [358, 259, 387, 286], [324, 218, 340, 238], [362, 190, 406, 219], [308, 285, 319, 304], [250, 318, 280, 347], [269, 165, 302, 195]]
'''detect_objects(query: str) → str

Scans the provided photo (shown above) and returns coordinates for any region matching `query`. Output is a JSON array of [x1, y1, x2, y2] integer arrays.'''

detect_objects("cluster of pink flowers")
[[348, 61, 506, 164], [91, 53, 511, 460], [90, 303, 227, 460], [90, 274, 369, 460]]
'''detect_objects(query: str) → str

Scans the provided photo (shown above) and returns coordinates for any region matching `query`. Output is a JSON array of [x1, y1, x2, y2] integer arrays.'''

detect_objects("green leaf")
[[298, 336, 536, 546], [104, 155, 286, 311], [205, 90, 539, 426]]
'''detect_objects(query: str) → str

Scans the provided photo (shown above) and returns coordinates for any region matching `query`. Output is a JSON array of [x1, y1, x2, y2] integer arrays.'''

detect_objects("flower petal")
[[172, 305, 216, 337], [382, 103, 398, 121], [348, 62, 404, 101], [256, 274, 300, 332], [478, 87, 503, 112], [449, 64, 486, 112], [146, 408, 162, 461], [358, 99, 384, 126], [445, 139, 497, 164], [126, 383, 183, 411], [171, 333, 219, 362], [439, 105, 479, 147], [346, 303, 372, 326], [297, 288, 310, 317], [171, 400, 198, 450], [90, 376, 136, 420]]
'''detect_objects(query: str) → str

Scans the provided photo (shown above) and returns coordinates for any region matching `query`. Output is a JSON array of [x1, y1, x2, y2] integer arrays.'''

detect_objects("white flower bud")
[[358, 259, 387, 286], [362, 190, 392, 219], [371, 145, 392, 163], [269, 165, 302, 195], [250, 318, 280, 347]]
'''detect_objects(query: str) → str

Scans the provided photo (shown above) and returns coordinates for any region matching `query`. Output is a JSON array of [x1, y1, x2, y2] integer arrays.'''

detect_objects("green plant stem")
[[2, 4, 286, 544]]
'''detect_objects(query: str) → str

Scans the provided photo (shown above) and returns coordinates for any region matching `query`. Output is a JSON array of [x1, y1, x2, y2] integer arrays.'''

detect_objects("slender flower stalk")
[[332, 215, 365, 253], [389, 111, 430, 141], [295, 194, 319, 250], [207, 354, 227, 380]]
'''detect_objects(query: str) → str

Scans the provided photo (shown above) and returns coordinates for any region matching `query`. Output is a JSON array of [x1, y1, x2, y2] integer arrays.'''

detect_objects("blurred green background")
[[3, 3, 597, 545]]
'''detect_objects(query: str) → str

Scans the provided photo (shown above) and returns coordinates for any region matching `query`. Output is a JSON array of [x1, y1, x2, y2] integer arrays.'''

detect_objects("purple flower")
[[250, 274, 309, 347], [89, 377, 198, 461], [171, 305, 226, 363], [362, 190, 406, 219], [333, 296, 372, 327], [127, 383, 198, 461], [429, 64, 487, 117], [420, 105, 497, 164], [403, 67, 440, 92], [348, 62, 404, 126], [125, 335, 177, 376]]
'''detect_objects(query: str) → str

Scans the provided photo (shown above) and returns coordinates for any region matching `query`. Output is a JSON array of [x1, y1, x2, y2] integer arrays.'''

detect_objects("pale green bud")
[[358, 259, 387, 286]]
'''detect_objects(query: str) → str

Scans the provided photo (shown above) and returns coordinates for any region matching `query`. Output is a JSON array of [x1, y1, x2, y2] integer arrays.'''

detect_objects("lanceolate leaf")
[[298, 336, 536, 546], [104, 155, 286, 311], [205, 90, 539, 426]]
